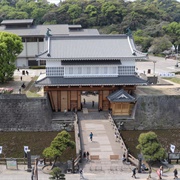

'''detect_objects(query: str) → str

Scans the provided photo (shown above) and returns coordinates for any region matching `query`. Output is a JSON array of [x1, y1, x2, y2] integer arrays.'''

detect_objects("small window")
[[104, 67, 108, 74], [87, 67, 91, 74], [78, 67, 82, 74], [40, 60, 46, 65], [69, 67, 73, 74]]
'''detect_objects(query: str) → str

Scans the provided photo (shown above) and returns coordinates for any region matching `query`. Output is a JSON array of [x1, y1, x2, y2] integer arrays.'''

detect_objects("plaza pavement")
[[0, 56, 180, 179], [0, 159, 179, 180], [136, 55, 180, 74]]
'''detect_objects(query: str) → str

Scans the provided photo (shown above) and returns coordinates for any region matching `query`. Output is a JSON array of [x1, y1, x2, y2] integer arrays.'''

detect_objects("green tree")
[[67, 4, 82, 24], [43, 130, 75, 167], [136, 131, 166, 162], [163, 22, 180, 46], [0, 32, 23, 83], [148, 36, 172, 54], [49, 167, 65, 180]]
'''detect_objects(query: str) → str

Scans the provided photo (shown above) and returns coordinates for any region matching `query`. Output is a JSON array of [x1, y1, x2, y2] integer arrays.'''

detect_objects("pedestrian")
[[173, 168, 178, 179], [64, 109, 67, 115], [86, 151, 90, 161], [122, 153, 126, 163], [26, 70, 29, 75], [89, 132, 93, 141], [21, 83, 25, 88], [157, 168, 162, 180], [132, 167, 136, 178], [83, 98, 86, 105], [79, 168, 84, 179], [83, 151, 86, 159], [92, 101, 94, 107], [160, 165, 163, 177], [20, 76, 22, 81], [148, 166, 152, 179], [19, 88, 21, 94]]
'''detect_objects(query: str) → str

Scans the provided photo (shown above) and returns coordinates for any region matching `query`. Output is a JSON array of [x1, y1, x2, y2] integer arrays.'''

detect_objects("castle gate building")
[[36, 34, 147, 116]]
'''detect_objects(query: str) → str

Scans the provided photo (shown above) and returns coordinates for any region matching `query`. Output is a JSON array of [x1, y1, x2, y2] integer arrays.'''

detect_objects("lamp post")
[[176, 45, 179, 67], [153, 60, 156, 76], [153, 60, 157, 84]]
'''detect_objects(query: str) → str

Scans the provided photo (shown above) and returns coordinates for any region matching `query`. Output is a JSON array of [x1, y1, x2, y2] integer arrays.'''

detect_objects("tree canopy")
[[0, 0, 179, 54], [136, 131, 166, 162], [43, 130, 75, 162], [0, 32, 23, 83]]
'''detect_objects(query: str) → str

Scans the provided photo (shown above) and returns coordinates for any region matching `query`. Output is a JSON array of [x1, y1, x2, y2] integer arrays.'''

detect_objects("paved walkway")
[[77, 112, 130, 174], [0, 69, 45, 94]]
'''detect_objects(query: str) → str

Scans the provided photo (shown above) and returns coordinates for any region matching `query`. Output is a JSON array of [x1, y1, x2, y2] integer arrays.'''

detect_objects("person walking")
[[79, 168, 84, 179], [86, 151, 90, 161], [83, 151, 86, 159], [160, 166, 163, 177], [173, 168, 178, 179], [89, 132, 93, 141], [132, 167, 137, 178], [148, 166, 152, 179], [157, 168, 162, 180]]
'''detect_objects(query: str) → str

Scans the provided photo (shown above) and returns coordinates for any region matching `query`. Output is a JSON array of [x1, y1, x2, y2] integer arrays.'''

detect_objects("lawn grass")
[[121, 129, 180, 158], [26, 91, 42, 97], [163, 77, 180, 84], [0, 131, 76, 162]]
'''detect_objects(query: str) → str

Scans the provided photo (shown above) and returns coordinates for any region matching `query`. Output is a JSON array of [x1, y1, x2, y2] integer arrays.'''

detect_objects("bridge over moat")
[[74, 111, 135, 173]]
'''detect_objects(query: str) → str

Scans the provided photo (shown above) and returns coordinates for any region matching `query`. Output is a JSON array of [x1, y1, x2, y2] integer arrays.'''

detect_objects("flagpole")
[[176, 45, 179, 67]]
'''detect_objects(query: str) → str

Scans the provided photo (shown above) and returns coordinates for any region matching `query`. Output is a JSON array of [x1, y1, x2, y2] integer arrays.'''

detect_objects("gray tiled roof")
[[107, 89, 135, 102], [61, 60, 121, 65], [0, 24, 69, 36], [35, 75, 147, 86], [69, 29, 99, 35], [37, 35, 147, 60], [1, 19, 34, 24], [0, 24, 99, 37]]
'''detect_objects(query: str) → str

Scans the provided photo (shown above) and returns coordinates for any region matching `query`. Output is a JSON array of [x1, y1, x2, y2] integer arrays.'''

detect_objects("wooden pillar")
[[67, 91, 71, 111], [99, 91, 103, 110], [57, 91, 61, 111], [77, 91, 81, 110], [61, 91, 68, 112], [48, 91, 55, 111], [52, 91, 58, 112]]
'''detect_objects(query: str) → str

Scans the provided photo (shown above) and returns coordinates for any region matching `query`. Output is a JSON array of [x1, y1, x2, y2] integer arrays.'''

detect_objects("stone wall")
[[0, 94, 180, 131], [115, 95, 180, 130], [0, 94, 53, 131]]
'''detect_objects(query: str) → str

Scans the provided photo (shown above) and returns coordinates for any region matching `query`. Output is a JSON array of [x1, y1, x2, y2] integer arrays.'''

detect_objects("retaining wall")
[[0, 94, 52, 131], [115, 95, 180, 130], [0, 94, 180, 131]]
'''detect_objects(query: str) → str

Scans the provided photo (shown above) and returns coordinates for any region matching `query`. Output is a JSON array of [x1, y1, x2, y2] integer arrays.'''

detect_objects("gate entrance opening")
[[81, 91, 99, 111]]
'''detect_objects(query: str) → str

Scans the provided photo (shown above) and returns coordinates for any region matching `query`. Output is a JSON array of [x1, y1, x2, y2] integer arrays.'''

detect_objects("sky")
[[47, 0, 180, 5]]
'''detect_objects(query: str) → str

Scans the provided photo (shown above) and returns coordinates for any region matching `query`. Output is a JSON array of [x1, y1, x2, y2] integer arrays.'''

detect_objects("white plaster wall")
[[121, 60, 135, 66], [46, 60, 61, 67], [27, 42, 38, 56], [18, 42, 44, 58], [18, 43, 26, 57], [16, 58, 27, 67]]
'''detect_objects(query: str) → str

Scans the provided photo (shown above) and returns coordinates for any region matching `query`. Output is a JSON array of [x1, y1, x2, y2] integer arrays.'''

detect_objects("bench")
[[110, 155, 119, 160], [90, 155, 100, 160]]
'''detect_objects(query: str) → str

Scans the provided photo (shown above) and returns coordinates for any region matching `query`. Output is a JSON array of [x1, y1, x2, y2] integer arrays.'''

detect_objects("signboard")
[[6, 159, 18, 170], [24, 146, 28, 153], [159, 73, 175, 77], [0, 146, 2, 154], [168, 153, 180, 160]]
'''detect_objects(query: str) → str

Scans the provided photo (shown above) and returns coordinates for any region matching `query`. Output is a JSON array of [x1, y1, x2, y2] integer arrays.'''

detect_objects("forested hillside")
[[0, 0, 179, 54]]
